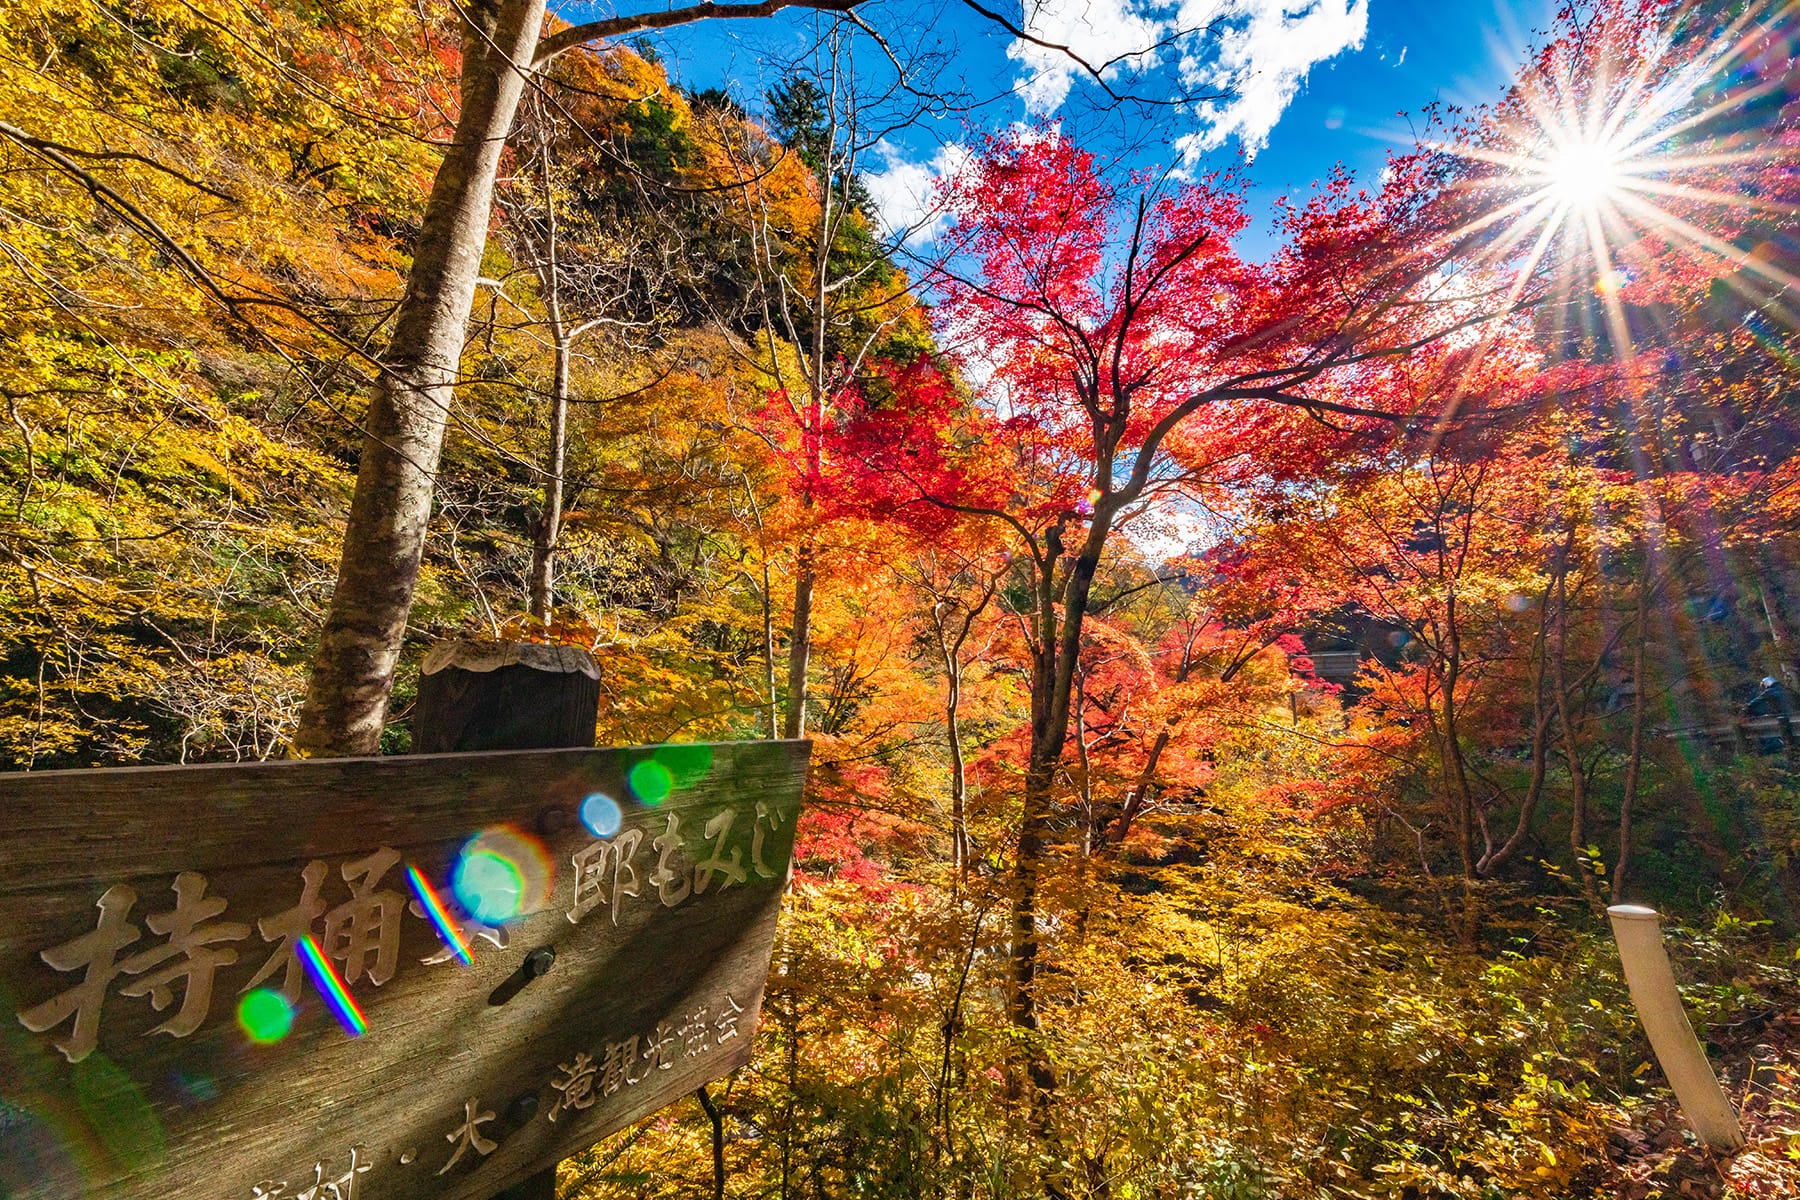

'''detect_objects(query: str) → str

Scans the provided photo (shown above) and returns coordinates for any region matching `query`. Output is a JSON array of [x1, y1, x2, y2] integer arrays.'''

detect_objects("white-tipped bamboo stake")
[[1607, 904, 1745, 1150]]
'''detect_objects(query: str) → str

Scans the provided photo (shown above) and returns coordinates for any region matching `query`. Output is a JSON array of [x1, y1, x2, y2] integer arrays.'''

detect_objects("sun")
[[1433, 0, 1800, 328], [1404, 0, 1799, 448], [1542, 140, 1624, 211]]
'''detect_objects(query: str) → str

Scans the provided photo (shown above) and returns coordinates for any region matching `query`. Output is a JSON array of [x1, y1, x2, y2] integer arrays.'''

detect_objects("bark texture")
[[782, 550, 816, 740], [294, 0, 863, 757], [295, 0, 546, 756]]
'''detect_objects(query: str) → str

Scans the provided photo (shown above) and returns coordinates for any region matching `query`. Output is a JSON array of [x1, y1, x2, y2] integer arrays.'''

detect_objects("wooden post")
[[414, 639, 603, 1200], [1607, 904, 1745, 1150], [412, 640, 601, 754]]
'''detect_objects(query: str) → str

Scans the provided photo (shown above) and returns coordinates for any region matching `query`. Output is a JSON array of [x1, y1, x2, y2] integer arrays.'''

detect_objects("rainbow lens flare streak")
[[406, 864, 472, 966], [296, 935, 367, 1037]]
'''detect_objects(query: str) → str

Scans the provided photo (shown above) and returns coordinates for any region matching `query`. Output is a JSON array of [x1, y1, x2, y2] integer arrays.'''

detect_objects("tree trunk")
[[528, 331, 570, 621], [945, 654, 969, 878], [1008, 734, 1058, 1091], [294, 0, 547, 757], [1106, 629, 1220, 850], [293, 0, 858, 756], [922, 573, 994, 882], [1112, 730, 1170, 848], [1439, 593, 1479, 885], [695, 1084, 727, 1200], [1615, 578, 1651, 902], [526, 122, 570, 624], [1478, 573, 1559, 874], [1007, 524, 1106, 1095], [782, 547, 815, 740], [762, 559, 780, 740], [1551, 532, 1607, 915]]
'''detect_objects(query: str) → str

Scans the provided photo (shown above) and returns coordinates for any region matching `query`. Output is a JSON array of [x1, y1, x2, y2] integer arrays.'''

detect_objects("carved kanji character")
[[568, 840, 607, 925], [649, 813, 689, 907], [320, 1145, 372, 1199], [567, 828, 643, 926], [322, 849, 405, 987], [16, 883, 140, 1063], [598, 1034, 641, 1095], [678, 1004, 713, 1057], [693, 810, 746, 895], [292, 1164, 327, 1200], [714, 994, 745, 1043], [642, 1020, 681, 1072], [609, 828, 644, 919], [437, 1097, 498, 1175], [751, 800, 786, 879], [548, 1051, 597, 1122], [242, 860, 328, 1003], [252, 1152, 369, 1200], [119, 872, 251, 1039], [407, 897, 505, 965]]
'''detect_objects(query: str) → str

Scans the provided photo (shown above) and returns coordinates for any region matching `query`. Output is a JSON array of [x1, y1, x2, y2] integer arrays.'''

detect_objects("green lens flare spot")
[[628, 759, 674, 805], [236, 988, 295, 1044], [651, 742, 713, 787], [454, 849, 525, 923], [73, 1053, 165, 1167]]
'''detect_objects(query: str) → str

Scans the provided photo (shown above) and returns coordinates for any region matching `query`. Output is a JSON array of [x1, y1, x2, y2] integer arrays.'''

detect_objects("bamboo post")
[[1607, 904, 1744, 1150]]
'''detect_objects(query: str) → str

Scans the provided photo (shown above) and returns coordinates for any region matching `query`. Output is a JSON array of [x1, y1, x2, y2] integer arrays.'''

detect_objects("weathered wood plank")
[[0, 740, 808, 1200]]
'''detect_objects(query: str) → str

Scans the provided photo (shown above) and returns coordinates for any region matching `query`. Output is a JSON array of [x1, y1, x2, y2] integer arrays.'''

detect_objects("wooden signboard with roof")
[[0, 738, 807, 1200]]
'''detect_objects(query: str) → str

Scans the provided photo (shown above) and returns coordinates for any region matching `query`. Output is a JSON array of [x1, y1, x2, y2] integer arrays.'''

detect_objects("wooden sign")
[[0, 739, 808, 1200]]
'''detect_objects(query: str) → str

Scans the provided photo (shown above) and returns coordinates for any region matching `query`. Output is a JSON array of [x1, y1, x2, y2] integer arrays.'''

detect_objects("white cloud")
[[995, 0, 1370, 165], [1008, 0, 1169, 115], [863, 142, 974, 245], [1175, 0, 1369, 161]]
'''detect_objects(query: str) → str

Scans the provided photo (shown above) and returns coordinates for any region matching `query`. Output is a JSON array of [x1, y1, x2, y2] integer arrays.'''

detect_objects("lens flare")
[[451, 827, 553, 923], [236, 988, 295, 1044], [72, 1053, 164, 1168], [406, 865, 471, 966], [1410, 1, 1800, 450], [0, 1106, 82, 1194], [580, 792, 623, 837], [454, 851, 524, 923], [652, 742, 714, 787], [296, 935, 366, 1038], [170, 1070, 219, 1105], [627, 759, 674, 805], [1543, 140, 1624, 209], [1596, 266, 1632, 295]]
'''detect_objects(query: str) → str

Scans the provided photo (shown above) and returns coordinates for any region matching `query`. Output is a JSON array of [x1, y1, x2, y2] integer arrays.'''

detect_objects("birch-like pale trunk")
[[942, 637, 970, 876], [295, 0, 545, 756], [762, 557, 781, 740], [526, 130, 569, 622], [780, 116, 835, 743], [294, 0, 861, 757]]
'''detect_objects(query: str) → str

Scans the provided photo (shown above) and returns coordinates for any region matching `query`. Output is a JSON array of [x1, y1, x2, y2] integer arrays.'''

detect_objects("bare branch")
[[535, 0, 865, 66]]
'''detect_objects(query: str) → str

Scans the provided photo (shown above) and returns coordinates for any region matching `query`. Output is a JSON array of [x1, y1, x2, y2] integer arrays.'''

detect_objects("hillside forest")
[[6, 0, 1800, 1195]]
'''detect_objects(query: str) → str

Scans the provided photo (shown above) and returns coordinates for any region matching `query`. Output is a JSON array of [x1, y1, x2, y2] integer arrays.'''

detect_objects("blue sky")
[[559, 0, 1562, 259]]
